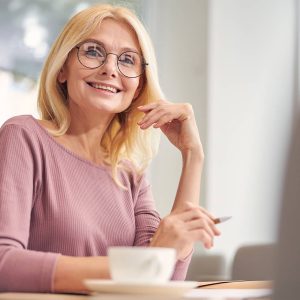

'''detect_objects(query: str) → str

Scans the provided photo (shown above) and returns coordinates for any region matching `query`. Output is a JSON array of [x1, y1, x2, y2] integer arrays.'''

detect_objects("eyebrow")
[[81, 38, 140, 54]]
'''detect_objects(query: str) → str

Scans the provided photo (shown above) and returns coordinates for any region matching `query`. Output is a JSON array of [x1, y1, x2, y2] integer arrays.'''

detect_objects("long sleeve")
[[0, 124, 58, 292], [171, 251, 193, 280], [132, 175, 161, 247], [132, 174, 192, 280]]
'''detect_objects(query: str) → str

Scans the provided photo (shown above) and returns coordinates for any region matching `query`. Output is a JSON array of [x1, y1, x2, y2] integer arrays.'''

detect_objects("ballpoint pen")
[[213, 216, 232, 224]]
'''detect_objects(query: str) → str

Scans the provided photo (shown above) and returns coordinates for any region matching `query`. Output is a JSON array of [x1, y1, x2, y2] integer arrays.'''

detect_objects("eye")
[[85, 48, 104, 58], [79, 42, 106, 59], [119, 53, 135, 66]]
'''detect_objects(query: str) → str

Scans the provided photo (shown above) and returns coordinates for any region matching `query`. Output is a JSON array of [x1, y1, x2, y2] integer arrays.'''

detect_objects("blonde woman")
[[0, 4, 220, 293]]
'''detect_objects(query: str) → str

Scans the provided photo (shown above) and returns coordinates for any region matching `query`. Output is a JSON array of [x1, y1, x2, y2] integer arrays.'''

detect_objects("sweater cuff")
[[49, 253, 61, 292], [171, 248, 194, 281], [0, 247, 60, 292], [34, 251, 60, 292], [178, 247, 194, 263]]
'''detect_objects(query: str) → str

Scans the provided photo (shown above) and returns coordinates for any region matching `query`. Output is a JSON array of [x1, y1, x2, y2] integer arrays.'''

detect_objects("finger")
[[175, 208, 203, 222], [199, 216, 221, 236], [138, 108, 167, 127], [153, 115, 174, 128], [196, 208, 222, 232], [191, 229, 214, 249], [179, 209, 221, 236], [177, 206, 211, 222], [186, 219, 216, 239], [199, 206, 217, 221], [138, 107, 162, 123], [137, 102, 160, 112], [197, 209, 222, 235]]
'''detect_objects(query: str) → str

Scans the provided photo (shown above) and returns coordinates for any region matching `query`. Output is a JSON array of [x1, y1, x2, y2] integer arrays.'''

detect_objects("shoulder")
[[0, 115, 44, 147], [0, 115, 54, 136], [2, 115, 35, 129], [1, 115, 37, 138], [0, 116, 43, 159], [1, 115, 57, 138]]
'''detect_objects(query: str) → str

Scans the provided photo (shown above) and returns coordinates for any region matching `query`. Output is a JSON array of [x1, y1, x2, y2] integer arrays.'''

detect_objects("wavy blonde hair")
[[37, 4, 164, 186]]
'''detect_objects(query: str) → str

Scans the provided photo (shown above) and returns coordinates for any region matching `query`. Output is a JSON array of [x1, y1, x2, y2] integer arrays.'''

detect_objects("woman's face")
[[58, 18, 142, 116]]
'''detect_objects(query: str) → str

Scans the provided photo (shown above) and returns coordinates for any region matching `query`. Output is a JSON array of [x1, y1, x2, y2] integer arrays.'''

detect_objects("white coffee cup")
[[108, 247, 176, 283]]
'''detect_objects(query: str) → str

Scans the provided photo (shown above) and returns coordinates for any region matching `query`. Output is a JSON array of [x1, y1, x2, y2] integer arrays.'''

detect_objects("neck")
[[65, 107, 115, 165]]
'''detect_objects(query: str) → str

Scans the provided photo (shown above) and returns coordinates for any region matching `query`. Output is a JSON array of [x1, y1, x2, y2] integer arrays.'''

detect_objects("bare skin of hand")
[[137, 100, 203, 155], [149, 202, 221, 260]]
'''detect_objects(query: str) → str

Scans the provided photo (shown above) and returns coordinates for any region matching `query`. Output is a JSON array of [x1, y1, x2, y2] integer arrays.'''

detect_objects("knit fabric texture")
[[0, 115, 191, 292]]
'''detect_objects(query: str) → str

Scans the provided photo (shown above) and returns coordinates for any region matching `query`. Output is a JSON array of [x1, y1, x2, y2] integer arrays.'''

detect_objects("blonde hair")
[[37, 4, 164, 186]]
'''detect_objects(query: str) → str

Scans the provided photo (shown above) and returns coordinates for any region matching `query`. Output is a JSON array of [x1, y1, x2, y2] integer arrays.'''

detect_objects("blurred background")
[[0, 0, 297, 281]]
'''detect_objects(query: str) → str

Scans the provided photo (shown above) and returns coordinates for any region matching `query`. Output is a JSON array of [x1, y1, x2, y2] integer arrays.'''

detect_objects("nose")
[[98, 53, 118, 77]]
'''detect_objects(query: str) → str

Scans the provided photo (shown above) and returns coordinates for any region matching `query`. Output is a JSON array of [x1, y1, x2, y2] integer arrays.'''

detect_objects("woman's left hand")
[[137, 100, 203, 155], [149, 202, 221, 260]]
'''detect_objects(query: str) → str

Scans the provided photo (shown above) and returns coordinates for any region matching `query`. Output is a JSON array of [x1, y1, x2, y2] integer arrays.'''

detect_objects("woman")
[[0, 4, 220, 293]]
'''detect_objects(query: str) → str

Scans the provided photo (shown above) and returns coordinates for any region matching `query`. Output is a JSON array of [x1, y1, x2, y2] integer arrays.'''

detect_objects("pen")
[[213, 216, 232, 224]]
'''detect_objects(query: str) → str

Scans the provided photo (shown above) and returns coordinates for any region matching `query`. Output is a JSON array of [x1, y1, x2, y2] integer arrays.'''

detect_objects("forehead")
[[87, 18, 141, 52]]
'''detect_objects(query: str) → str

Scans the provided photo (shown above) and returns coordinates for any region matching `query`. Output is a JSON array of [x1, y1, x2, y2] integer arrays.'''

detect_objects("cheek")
[[124, 78, 140, 96], [66, 67, 88, 89], [65, 74, 86, 103], [66, 73, 79, 91]]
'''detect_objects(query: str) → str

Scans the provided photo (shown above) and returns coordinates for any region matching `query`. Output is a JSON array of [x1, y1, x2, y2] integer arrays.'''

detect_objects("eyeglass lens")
[[77, 41, 145, 78]]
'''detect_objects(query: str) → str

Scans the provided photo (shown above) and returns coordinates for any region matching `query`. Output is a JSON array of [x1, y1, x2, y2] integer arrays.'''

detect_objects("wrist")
[[181, 146, 204, 164]]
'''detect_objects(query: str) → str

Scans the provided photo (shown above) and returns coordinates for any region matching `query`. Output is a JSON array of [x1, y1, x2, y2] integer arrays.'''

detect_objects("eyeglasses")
[[75, 40, 148, 78]]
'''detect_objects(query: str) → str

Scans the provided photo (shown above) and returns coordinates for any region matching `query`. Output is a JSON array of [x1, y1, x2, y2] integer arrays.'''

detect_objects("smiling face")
[[58, 18, 143, 117]]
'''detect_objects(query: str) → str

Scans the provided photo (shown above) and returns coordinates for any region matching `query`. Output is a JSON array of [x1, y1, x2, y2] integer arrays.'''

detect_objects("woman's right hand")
[[149, 203, 221, 260]]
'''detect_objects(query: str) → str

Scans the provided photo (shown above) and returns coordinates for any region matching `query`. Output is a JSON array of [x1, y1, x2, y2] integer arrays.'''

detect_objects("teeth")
[[90, 83, 117, 93]]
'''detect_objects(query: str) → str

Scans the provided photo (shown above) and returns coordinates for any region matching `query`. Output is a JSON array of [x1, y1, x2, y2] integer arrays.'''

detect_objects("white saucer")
[[83, 279, 199, 296]]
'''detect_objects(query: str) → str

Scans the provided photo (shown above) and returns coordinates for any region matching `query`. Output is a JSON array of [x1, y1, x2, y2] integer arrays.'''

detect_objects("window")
[[0, 0, 141, 124]]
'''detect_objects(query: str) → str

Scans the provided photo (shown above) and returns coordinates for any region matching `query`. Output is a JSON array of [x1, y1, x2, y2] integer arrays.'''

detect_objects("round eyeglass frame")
[[75, 41, 148, 78]]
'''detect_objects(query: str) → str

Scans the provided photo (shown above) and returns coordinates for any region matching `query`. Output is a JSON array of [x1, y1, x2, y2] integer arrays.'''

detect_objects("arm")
[[53, 256, 110, 292], [0, 123, 58, 292], [170, 148, 204, 260], [138, 101, 220, 261], [139, 102, 204, 210], [0, 123, 112, 293], [172, 146, 203, 211]]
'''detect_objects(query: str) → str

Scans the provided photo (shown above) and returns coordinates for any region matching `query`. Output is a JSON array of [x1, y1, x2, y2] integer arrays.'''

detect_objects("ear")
[[57, 66, 67, 83]]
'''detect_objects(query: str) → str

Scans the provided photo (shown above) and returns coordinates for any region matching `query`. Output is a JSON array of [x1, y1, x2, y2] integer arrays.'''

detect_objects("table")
[[0, 281, 272, 300]]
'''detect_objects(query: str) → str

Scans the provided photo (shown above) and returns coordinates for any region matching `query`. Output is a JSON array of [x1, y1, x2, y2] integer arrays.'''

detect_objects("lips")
[[87, 82, 121, 93]]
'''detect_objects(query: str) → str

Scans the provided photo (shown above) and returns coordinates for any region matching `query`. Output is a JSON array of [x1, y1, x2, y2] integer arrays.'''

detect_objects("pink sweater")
[[0, 115, 191, 292]]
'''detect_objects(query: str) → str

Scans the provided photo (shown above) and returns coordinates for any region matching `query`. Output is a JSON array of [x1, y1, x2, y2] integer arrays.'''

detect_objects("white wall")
[[207, 0, 296, 274]]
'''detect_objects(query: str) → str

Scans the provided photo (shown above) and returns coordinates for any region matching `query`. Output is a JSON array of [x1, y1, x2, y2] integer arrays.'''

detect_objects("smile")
[[87, 82, 121, 93]]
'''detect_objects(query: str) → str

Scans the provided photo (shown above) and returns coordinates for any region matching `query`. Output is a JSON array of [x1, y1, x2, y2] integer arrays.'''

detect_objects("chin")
[[94, 100, 132, 114], [93, 104, 129, 114]]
